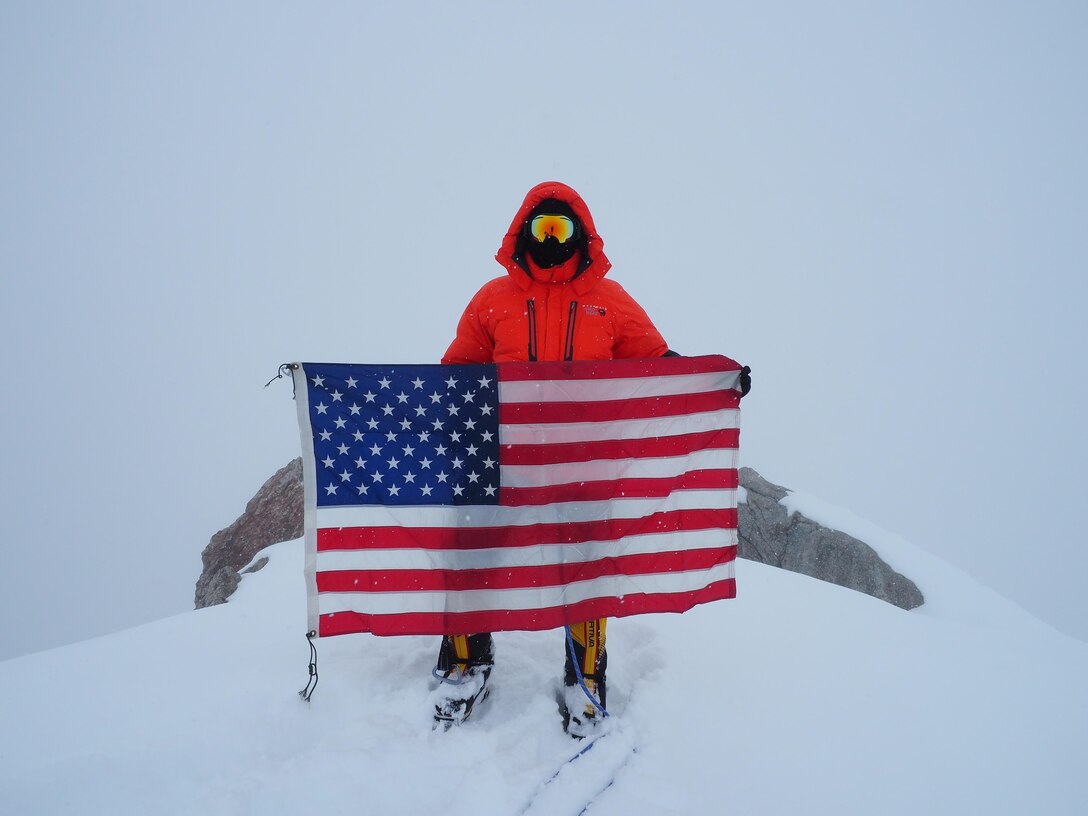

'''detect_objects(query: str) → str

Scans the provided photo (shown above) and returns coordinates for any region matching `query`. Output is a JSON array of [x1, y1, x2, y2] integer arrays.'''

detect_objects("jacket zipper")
[[564, 301, 578, 361], [526, 299, 538, 361]]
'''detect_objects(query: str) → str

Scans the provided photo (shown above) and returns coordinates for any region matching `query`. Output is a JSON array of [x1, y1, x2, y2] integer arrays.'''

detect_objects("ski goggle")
[[525, 214, 579, 244]]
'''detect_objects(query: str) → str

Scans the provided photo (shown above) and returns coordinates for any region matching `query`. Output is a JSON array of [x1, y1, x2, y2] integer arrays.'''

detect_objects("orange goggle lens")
[[527, 214, 578, 243]]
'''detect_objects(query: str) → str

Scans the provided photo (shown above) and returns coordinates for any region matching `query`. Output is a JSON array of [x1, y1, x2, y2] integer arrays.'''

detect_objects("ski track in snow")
[[518, 726, 638, 816]]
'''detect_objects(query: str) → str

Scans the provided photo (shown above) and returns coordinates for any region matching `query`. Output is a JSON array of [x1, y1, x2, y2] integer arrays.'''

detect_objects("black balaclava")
[[524, 198, 583, 269]]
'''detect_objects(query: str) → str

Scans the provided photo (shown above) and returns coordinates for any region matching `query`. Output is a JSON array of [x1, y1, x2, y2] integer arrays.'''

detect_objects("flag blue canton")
[[303, 362, 501, 507]]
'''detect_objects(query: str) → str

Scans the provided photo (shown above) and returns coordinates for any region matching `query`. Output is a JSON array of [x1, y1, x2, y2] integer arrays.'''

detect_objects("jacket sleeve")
[[441, 286, 496, 364], [610, 282, 670, 359]]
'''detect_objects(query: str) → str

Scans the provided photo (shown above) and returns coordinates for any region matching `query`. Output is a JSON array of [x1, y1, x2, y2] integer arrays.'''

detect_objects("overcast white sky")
[[2, 2, 1085, 661]]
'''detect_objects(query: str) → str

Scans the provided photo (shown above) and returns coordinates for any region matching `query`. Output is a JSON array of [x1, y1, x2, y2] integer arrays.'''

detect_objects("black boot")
[[432, 634, 494, 729]]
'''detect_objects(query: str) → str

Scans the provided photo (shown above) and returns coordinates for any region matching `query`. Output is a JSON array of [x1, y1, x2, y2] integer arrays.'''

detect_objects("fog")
[[2, 2, 1085, 660]]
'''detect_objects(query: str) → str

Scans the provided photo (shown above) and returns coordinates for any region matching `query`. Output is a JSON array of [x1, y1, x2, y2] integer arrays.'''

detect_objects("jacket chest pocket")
[[489, 298, 617, 362], [566, 301, 617, 361]]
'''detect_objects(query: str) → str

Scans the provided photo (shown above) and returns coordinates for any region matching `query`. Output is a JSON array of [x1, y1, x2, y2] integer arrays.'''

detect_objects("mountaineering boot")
[[433, 664, 492, 730], [562, 619, 608, 738], [432, 633, 494, 730], [563, 675, 607, 738]]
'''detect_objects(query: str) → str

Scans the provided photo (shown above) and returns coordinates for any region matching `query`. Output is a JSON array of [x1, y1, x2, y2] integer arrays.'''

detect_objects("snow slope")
[[2, 531, 1085, 815]]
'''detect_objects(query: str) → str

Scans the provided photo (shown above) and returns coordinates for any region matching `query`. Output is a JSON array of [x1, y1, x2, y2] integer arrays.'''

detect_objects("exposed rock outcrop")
[[194, 460, 924, 611], [194, 459, 303, 608], [738, 467, 924, 610]]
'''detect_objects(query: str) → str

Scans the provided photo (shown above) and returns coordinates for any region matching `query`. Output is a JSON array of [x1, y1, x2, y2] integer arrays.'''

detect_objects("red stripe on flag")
[[497, 354, 741, 382], [498, 390, 739, 425], [500, 469, 738, 506], [316, 578, 738, 637], [501, 429, 739, 466], [317, 509, 738, 552], [317, 545, 735, 594]]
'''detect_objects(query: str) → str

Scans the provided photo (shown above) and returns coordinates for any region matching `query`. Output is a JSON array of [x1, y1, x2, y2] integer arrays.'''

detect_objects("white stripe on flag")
[[499, 408, 739, 445], [501, 448, 739, 487], [315, 489, 736, 530], [498, 370, 741, 403], [316, 528, 738, 572], [318, 560, 737, 615]]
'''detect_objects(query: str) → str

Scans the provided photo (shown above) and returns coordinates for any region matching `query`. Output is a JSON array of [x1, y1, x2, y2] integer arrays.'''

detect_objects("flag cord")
[[265, 363, 299, 396], [299, 630, 319, 702], [565, 626, 609, 718]]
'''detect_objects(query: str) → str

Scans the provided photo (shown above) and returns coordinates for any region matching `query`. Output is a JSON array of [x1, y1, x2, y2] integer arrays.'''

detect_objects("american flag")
[[291, 355, 742, 638]]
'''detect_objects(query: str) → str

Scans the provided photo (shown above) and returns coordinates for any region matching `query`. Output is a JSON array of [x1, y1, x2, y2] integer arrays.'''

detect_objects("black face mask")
[[526, 234, 580, 268], [523, 199, 582, 268]]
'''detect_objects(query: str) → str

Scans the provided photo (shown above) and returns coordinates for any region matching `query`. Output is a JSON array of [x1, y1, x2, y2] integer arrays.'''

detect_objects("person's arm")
[[609, 283, 669, 359], [618, 288, 752, 394], [442, 286, 495, 365]]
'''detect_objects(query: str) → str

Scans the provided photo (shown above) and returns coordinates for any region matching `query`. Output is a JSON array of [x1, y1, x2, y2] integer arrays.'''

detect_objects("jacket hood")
[[496, 181, 612, 295]]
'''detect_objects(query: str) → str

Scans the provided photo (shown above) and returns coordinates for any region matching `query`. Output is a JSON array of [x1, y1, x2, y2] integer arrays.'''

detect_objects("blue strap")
[[565, 625, 609, 718]]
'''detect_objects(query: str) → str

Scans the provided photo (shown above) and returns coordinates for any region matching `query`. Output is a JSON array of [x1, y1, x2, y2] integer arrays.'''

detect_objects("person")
[[435, 181, 730, 736], [437, 183, 752, 735]]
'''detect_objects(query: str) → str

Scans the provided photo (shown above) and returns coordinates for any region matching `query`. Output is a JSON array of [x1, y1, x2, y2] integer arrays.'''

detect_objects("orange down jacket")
[[442, 182, 669, 365]]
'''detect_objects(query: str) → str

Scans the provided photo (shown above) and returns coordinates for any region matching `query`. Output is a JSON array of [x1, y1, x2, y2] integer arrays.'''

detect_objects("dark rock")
[[194, 458, 304, 608], [241, 556, 270, 575], [738, 467, 924, 610]]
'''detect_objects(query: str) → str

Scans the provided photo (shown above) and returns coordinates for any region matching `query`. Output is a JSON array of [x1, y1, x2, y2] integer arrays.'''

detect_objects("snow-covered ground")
[[2, 529, 1085, 815]]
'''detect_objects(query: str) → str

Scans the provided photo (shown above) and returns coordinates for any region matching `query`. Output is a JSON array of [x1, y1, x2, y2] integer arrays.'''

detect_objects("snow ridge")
[[2, 527, 1086, 815]]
